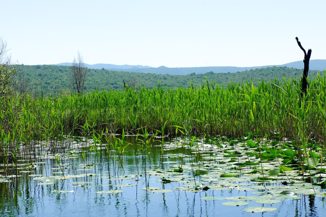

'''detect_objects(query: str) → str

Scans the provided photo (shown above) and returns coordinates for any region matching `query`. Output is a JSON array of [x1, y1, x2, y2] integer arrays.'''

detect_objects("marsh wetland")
[[2, 0, 326, 216], [0, 76, 326, 216]]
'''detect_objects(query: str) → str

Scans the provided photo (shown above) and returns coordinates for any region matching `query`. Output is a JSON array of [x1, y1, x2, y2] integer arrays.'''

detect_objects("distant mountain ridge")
[[60, 62, 150, 70], [59, 59, 326, 75], [283, 59, 326, 71]]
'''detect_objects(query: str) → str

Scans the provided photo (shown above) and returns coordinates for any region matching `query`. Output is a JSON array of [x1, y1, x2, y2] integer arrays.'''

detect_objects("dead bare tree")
[[295, 37, 312, 97], [71, 53, 87, 94]]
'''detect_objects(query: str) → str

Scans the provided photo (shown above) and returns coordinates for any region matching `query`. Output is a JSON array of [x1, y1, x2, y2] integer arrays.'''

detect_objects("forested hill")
[[60, 59, 326, 75], [13, 65, 324, 96]]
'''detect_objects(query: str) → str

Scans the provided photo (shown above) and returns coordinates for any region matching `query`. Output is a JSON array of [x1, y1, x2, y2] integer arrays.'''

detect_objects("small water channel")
[[0, 138, 325, 217]]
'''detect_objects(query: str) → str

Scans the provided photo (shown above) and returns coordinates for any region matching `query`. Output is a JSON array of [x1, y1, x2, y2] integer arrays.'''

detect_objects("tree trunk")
[[295, 37, 312, 97]]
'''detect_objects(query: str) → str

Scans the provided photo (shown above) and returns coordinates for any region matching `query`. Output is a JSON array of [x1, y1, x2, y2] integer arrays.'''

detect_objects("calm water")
[[0, 140, 326, 217]]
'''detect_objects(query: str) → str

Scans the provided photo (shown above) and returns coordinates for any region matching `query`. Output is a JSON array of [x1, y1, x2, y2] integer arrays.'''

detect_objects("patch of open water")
[[0, 138, 325, 217]]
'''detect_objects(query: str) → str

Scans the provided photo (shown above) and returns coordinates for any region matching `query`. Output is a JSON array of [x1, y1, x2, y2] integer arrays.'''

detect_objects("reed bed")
[[0, 75, 325, 157]]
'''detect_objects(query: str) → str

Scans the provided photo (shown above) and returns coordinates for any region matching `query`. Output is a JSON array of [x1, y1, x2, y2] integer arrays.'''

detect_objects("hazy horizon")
[[10, 59, 325, 70], [1, 0, 326, 67]]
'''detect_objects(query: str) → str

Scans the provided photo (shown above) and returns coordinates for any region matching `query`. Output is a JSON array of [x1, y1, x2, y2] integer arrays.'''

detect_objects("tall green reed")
[[0, 75, 325, 160]]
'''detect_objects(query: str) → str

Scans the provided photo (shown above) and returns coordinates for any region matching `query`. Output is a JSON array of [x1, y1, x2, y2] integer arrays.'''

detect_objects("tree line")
[[1, 39, 324, 97]]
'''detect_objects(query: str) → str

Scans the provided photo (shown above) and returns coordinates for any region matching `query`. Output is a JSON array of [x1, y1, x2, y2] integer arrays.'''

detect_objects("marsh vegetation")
[[1, 62, 326, 216]]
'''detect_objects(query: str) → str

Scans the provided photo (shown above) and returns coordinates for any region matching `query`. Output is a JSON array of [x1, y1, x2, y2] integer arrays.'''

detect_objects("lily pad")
[[144, 187, 172, 193], [172, 167, 183, 173], [220, 173, 239, 178], [255, 198, 281, 204], [72, 181, 92, 187], [244, 207, 277, 213], [0, 178, 10, 183], [52, 190, 74, 193], [222, 201, 248, 206], [224, 196, 250, 201], [96, 190, 122, 194], [117, 184, 136, 188], [201, 196, 221, 201], [293, 188, 316, 195], [193, 169, 208, 176]]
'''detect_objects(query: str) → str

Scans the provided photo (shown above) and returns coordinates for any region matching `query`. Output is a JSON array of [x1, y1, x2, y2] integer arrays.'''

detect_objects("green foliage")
[[0, 64, 15, 97], [173, 166, 183, 173], [0, 40, 15, 98], [0, 73, 326, 163], [220, 173, 240, 178], [269, 165, 293, 176], [13, 65, 325, 96], [193, 169, 208, 176], [246, 139, 258, 148], [279, 165, 292, 173]]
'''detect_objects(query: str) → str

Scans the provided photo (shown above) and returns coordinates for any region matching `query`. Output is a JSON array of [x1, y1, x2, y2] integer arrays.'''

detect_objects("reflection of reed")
[[0, 173, 39, 216], [134, 179, 140, 217], [161, 182, 169, 216], [1, 141, 326, 217], [133, 149, 141, 217], [191, 193, 196, 217], [0, 182, 17, 215], [293, 194, 317, 217], [309, 195, 317, 217], [142, 152, 150, 217], [174, 190, 181, 217]]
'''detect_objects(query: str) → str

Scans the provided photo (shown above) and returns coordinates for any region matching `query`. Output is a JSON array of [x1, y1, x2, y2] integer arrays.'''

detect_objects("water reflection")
[[0, 143, 326, 217]]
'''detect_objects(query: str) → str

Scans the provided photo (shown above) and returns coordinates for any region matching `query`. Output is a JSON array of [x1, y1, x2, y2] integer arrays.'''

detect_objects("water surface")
[[1, 139, 325, 217]]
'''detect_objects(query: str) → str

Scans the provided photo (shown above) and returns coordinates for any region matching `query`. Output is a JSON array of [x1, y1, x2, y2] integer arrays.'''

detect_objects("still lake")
[[0, 138, 325, 217]]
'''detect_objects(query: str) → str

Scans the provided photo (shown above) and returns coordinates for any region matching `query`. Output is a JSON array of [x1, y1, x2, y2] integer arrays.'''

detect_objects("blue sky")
[[1, 0, 325, 67]]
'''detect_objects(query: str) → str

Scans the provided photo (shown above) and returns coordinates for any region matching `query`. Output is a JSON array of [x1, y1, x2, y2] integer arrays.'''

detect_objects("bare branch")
[[295, 37, 307, 56], [71, 52, 87, 94]]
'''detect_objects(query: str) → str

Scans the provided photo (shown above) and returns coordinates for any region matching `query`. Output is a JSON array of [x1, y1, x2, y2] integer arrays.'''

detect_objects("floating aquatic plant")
[[244, 207, 277, 213]]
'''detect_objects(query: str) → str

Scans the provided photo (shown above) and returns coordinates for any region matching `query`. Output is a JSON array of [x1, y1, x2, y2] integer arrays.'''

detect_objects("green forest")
[[13, 64, 325, 96]]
